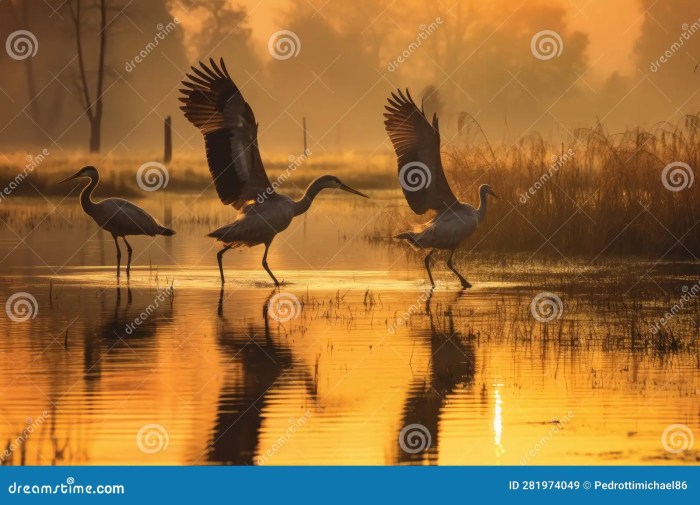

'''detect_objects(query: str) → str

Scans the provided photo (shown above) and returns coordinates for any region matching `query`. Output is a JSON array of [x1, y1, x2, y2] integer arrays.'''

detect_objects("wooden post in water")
[[164, 116, 172, 163], [302, 116, 307, 154]]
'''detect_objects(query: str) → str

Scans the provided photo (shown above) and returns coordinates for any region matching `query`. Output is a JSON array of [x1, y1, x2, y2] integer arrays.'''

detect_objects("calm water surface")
[[0, 194, 698, 465]]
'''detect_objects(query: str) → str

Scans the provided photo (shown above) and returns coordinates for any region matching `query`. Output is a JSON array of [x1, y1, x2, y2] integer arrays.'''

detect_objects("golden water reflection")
[[0, 277, 698, 466]]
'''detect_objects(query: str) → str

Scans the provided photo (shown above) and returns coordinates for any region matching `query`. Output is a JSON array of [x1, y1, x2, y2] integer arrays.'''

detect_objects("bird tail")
[[394, 231, 420, 246], [158, 227, 176, 236]]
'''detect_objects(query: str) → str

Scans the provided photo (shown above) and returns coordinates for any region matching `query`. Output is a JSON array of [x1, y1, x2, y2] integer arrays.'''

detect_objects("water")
[[0, 194, 698, 465]]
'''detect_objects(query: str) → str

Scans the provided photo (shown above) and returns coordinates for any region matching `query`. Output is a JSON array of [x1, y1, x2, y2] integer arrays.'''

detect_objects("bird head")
[[479, 184, 498, 199], [315, 175, 369, 198], [59, 165, 99, 183]]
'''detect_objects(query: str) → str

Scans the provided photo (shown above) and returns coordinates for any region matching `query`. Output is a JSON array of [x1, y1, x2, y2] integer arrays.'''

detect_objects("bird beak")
[[488, 189, 499, 199], [339, 184, 369, 198], [59, 172, 81, 184]]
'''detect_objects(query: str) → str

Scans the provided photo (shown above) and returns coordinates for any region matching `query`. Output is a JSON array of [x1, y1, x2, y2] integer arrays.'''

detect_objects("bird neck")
[[292, 179, 326, 216], [477, 191, 488, 222], [80, 175, 98, 212]]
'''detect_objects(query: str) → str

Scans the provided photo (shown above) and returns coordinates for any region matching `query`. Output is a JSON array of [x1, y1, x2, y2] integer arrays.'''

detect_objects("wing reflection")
[[396, 293, 476, 464]]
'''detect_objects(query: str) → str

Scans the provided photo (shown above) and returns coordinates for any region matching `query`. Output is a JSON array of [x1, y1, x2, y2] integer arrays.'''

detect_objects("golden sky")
[[241, 0, 643, 77]]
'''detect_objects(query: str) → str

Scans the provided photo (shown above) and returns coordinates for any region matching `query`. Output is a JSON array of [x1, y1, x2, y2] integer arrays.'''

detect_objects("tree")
[[66, 0, 112, 153]]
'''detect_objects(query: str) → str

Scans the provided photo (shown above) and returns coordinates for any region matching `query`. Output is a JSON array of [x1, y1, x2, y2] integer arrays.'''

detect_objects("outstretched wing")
[[180, 58, 271, 208], [383, 89, 458, 214]]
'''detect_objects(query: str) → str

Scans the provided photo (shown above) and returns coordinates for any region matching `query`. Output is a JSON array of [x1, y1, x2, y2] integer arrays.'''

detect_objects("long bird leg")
[[424, 250, 435, 288], [447, 250, 472, 289], [262, 241, 280, 287], [217, 245, 232, 286], [122, 237, 133, 278], [112, 234, 122, 279]]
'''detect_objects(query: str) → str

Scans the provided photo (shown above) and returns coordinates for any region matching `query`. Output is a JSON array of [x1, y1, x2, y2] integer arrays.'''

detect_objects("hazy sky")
[[241, 0, 643, 77]]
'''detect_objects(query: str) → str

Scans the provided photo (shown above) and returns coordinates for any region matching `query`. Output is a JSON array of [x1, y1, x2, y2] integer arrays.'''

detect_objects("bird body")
[[61, 166, 174, 278], [384, 89, 497, 289], [396, 202, 482, 251], [180, 58, 368, 286], [207, 193, 295, 247]]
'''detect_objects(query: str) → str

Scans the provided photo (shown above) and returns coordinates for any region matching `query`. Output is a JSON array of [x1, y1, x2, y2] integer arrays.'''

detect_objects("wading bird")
[[180, 58, 368, 287], [60, 166, 175, 279], [384, 90, 498, 289]]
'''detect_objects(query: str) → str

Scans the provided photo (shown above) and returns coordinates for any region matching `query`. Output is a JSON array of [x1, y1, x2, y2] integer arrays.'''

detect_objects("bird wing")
[[383, 89, 458, 214], [180, 58, 272, 209], [96, 199, 164, 236]]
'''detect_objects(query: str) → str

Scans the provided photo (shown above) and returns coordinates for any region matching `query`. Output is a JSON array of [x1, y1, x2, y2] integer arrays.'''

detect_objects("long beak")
[[339, 184, 369, 198], [488, 189, 499, 199], [59, 172, 81, 184]]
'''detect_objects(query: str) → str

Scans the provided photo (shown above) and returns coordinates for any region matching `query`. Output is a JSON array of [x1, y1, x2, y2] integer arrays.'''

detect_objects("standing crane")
[[180, 58, 368, 286], [384, 90, 498, 289], [60, 166, 175, 279]]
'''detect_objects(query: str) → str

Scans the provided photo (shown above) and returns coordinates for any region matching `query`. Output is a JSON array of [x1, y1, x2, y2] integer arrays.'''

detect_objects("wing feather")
[[383, 89, 457, 214], [180, 58, 272, 208]]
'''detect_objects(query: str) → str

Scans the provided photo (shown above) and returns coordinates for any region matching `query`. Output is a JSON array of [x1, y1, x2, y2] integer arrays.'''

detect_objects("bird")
[[383, 89, 498, 289], [60, 165, 175, 279], [179, 58, 369, 287]]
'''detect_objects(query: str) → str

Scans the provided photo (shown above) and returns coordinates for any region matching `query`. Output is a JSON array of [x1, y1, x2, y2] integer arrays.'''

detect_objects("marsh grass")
[[370, 118, 700, 259]]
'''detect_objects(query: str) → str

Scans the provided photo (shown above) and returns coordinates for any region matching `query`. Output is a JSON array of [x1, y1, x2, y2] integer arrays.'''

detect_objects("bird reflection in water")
[[397, 291, 476, 464], [208, 290, 315, 465]]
